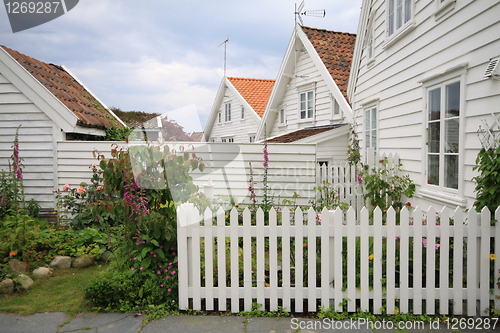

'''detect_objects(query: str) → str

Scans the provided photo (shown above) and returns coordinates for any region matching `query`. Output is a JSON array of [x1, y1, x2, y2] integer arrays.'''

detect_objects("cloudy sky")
[[0, 0, 362, 132]]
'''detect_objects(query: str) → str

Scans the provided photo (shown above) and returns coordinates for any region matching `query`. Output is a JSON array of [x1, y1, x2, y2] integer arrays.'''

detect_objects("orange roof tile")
[[266, 124, 347, 143], [301, 26, 356, 101], [1, 45, 123, 129], [227, 77, 275, 117]]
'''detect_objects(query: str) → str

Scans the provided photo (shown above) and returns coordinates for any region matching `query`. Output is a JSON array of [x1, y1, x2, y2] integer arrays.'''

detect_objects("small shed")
[[0, 45, 125, 211]]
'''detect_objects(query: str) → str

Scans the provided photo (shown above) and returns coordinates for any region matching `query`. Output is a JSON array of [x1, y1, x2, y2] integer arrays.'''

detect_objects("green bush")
[[84, 272, 178, 312]]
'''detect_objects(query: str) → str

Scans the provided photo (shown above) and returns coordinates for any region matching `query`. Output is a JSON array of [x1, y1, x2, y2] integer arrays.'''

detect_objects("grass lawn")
[[0, 264, 108, 316]]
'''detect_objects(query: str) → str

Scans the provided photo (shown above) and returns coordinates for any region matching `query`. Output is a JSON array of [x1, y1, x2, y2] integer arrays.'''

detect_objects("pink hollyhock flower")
[[422, 238, 427, 248], [96, 186, 104, 191], [76, 187, 86, 194]]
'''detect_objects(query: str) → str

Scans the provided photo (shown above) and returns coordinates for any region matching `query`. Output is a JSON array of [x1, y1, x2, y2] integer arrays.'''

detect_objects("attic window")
[[484, 58, 499, 79]]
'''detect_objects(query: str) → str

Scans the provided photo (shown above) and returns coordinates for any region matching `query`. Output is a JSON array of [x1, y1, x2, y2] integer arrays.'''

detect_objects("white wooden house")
[[0, 45, 126, 211], [347, 0, 500, 210], [256, 24, 356, 165], [202, 77, 274, 143]]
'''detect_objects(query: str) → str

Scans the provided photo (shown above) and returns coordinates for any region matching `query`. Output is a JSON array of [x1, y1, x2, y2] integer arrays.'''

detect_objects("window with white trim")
[[241, 106, 245, 119], [279, 108, 286, 125], [388, 0, 412, 36], [218, 112, 221, 123], [249, 135, 256, 143], [299, 90, 314, 119], [365, 106, 377, 152], [221, 136, 234, 143], [427, 80, 460, 190], [332, 99, 340, 118], [225, 103, 231, 122]]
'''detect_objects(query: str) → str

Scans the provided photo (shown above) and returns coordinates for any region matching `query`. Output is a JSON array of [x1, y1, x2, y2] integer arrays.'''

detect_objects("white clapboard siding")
[[0, 73, 57, 209], [56, 141, 318, 207], [178, 204, 500, 315], [350, 0, 500, 210]]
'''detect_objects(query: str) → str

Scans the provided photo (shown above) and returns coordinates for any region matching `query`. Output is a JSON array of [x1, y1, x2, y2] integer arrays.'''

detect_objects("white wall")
[[351, 0, 500, 211], [0, 72, 58, 210], [269, 37, 344, 139], [56, 141, 318, 208], [208, 85, 261, 143]]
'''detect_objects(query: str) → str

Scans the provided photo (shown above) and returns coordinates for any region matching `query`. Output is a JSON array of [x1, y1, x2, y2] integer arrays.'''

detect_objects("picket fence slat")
[[243, 208, 252, 312], [177, 204, 499, 316], [204, 208, 214, 311]]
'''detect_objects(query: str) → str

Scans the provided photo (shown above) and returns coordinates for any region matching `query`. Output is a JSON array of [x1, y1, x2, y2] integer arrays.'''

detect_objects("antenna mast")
[[219, 38, 230, 77], [295, 1, 326, 26]]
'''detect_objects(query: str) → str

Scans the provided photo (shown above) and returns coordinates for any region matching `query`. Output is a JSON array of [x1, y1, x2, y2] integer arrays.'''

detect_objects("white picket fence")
[[316, 148, 401, 218], [177, 203, 500, 315]]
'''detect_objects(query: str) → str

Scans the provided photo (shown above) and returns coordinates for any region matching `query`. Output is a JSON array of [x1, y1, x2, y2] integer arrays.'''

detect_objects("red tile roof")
[[227, 77, 275, 117], [301, 26, 356, 101], [266, 124, 347, 143], [1, 45, 123, 129]]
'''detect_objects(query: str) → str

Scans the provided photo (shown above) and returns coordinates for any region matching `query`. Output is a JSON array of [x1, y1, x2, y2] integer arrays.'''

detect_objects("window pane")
[[446, 81, 460, 118], [365, 110, 371, 130], [372, 131, 377, 149], [445, 118, 459, 153], [371, 108, 377, 129], [366, 131, 370, 147], [428, 122, 440, 153], [241, 107, 245, 119], [389, 0, 395, 35], [307, 91, 314, 118], [404, 0, 411, 23], [396, 0, 403, 29], [444, 154, 458, 189], [428, 154, 439, 185], [429, 88, 441, 120]]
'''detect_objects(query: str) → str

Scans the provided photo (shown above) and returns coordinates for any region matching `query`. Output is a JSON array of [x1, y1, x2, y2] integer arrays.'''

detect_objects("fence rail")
[[177, 204, 500, 315]]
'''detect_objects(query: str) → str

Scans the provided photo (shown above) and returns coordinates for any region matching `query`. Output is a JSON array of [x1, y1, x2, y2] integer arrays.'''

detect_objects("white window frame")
[[225, 103, 231, 122], [249, 134, 256, 143], [297, 83, 316, 121], [218, 112, 221, 124], [364, 105, 378, 154], [279, 108, 286, 125], [384, 0, 415, 49], [425, 78, 461, 192], [419, 64, 467, 206], [332, 99, 341, 119], [241, 106, 245, 120], [221, 136, 234, 143]]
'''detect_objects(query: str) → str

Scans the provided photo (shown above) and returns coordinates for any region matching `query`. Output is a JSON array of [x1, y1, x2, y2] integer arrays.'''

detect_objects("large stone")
[[17, 274, 33, 290], [33, 266, 52, 278], [50, 256, 72, 270], [9, 259, 27, 273], [101, 251, 113, 263], [0, 278, 14, 294], [72, 254, 95, 268]]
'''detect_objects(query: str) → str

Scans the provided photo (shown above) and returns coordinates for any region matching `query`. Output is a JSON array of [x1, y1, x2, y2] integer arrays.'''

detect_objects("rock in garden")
[[8, 259, 27, 273], [101, 251, 113, 263], [0, 278, 14, 294], [33, 267, 52, 278], [72, 254, 95, 268], [50, 256, 72, 269], [17, 274, 33, 290]]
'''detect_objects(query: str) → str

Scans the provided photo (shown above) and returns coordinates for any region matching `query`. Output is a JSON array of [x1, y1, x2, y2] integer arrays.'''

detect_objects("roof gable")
[[256, 24, 356, 140], [227, 77, 274, 118], [1, 45, 124, 129], [301, 26, 356, 101]]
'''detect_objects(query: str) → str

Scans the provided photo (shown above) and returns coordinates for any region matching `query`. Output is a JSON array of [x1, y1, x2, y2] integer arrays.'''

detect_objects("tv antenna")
[[294, 1, 326, 26], [219, 37, 230, 77]]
